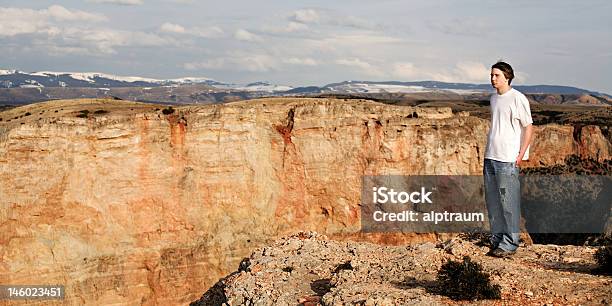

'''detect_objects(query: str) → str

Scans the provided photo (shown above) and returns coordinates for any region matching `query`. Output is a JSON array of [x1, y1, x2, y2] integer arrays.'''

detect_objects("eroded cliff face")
[[0, 98, 609, 305]]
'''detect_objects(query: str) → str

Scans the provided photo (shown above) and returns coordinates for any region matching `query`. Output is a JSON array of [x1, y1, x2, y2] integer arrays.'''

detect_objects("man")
[[484, 61, 534, 258]]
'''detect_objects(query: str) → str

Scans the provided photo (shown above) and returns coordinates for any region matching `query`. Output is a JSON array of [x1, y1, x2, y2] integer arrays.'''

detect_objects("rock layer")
[[0, 98, 609, 305]]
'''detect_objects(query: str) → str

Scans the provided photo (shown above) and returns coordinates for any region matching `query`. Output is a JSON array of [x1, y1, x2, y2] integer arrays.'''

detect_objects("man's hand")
[[516, 124, 534, 168], [515, 155, 524, 167]]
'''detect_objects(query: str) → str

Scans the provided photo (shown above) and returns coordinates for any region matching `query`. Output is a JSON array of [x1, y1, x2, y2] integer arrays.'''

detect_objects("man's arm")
[[516, 124, 534, 166]]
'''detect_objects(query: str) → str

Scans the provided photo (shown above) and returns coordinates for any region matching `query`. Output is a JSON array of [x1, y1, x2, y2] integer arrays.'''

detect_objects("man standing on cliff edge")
[[484, 61, 534, 258]]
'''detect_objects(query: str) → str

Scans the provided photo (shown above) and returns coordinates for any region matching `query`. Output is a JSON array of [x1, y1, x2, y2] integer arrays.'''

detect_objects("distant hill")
[[0, 70, 609, 105], [0, 70, 225, 88], [316, 80, 612, 99]]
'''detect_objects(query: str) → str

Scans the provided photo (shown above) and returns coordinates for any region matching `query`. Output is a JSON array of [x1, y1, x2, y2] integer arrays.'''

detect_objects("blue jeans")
[[483, 159, 521, 252]]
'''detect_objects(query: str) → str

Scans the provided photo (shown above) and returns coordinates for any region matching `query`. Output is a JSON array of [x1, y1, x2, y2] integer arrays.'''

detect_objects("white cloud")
[[391, 62, 419, 79], [290, 9, 320, 24], [0, 5, 106, 37], [0, 8, 49, 36], [160, 22, 186, 34], [261, 21, 309, 34], [87, 0, 144, 5], [392, 62, 447, 82], [159, 23, 224, 38], [282, 57, 318, 66], [392, 61, 491, 83], [234, 29, 262, 42], [224, 54, 277, 72], [0, 5, 183, 56], [454, 62, 489, 83], [270, 32, 402, 65], [0, 5, 107, 37], [513, 72, 529, 84], [46, 5, 107, 21], [336, 58, 372, 70], [185, 53, 280, 72], [43, 26, 62, 37], [185, 55, 319, 72], [336, 58, 384, 77], [192, 26, 224, 38], [285, 22, 309, 32], [50, 28, 176, 55]]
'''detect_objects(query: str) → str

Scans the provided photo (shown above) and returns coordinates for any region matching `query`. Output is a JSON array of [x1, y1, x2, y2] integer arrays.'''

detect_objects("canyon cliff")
[[0, 98, 609, 305]]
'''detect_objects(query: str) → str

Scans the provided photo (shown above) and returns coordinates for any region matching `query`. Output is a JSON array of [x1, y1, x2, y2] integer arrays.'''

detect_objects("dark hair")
[[491, 61, 514, 85]]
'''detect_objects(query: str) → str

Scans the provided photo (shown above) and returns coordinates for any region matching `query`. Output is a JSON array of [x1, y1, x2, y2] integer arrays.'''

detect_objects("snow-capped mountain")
[[233, 81, 293, 92], [0, 70, 229, 89], [0, 69, 610, 105], [0, 70, 300, 94], [316, 80, 611, 98], [321, 81, 486, 94], [2, 70, 610, 98]]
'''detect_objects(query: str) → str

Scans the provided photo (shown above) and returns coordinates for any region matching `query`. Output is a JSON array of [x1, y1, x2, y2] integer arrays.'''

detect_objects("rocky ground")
[[191, 232, 611, 306]]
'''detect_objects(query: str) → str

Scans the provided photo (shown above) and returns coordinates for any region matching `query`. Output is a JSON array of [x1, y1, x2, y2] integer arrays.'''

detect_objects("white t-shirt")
[[485, 88, 533, 162]]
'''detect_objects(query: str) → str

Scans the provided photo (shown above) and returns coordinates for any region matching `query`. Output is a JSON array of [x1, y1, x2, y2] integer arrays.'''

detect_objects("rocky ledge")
[[191, 232, 611, 306]]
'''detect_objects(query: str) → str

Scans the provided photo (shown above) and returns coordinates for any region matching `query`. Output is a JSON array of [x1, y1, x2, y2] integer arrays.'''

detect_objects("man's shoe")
[[489, 248, 516, 258]]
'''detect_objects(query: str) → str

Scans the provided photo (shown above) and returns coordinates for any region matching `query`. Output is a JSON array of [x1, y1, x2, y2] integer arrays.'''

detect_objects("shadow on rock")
[[391, 276, 438, 292], [310, 278, 333, 296], [539, 261, 602, 276], [190, 257, 251, 306], [189, 278, 228, 306]]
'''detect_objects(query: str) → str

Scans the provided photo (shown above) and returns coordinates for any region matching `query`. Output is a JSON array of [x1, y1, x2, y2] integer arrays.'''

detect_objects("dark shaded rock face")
[[191, 232, 612, 306], [521, 155, 611, 176], [520, 155, 612, 246]]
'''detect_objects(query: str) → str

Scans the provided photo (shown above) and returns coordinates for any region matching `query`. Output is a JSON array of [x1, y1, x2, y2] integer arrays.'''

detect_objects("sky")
[[0, 0, 611, 94]]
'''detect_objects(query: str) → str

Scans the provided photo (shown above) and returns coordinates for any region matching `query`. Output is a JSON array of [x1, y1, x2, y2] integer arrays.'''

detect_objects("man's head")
[[490, 61, 514, 90]]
